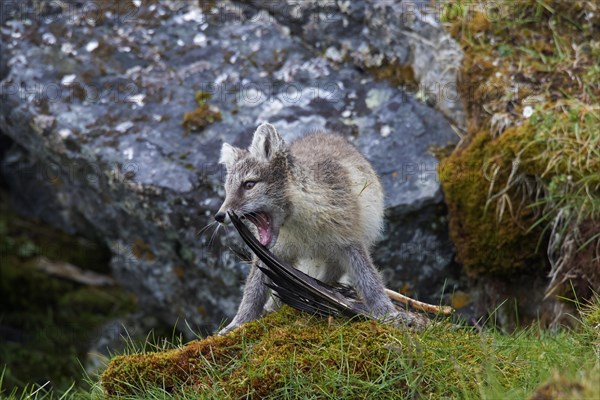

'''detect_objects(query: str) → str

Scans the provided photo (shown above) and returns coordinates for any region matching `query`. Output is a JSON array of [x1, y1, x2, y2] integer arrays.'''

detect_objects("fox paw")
[[381, 310, 429, 331], [216, 321, 240, 336]]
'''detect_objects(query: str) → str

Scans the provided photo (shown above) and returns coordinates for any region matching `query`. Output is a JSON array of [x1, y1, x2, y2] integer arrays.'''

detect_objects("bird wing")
[[228, 211, 371, 319]]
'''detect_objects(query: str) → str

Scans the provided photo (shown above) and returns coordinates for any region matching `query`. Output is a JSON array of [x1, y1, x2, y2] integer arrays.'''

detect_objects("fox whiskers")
[[208, 223, 222, 248], [196, 220, 228, 250], [196, 220, 219, 239]]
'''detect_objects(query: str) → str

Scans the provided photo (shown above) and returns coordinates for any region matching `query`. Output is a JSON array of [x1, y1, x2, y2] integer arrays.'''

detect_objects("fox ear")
[[249, 123, 285, 161], [219, 143, 241, 170]]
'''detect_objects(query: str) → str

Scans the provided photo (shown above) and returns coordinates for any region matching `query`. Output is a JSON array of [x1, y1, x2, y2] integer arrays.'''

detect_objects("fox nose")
[[215, 211, 226, 223]]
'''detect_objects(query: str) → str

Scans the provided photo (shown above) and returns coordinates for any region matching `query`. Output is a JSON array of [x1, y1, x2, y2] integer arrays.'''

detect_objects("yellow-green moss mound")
[[440, 124, 545, 275], [100, 305, 600, 399], [440, 1, 600, 292], [2, 299, 595, 398], [101, 308, 497, 397]]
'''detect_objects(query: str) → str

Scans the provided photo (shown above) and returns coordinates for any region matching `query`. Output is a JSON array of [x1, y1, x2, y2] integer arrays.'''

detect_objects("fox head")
[[215, 123, 291, 248]]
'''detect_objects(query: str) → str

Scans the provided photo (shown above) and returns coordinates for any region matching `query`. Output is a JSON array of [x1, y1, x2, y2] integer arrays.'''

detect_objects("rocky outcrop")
[[246, 0, 465, 128], [0, 1, 461, 333]]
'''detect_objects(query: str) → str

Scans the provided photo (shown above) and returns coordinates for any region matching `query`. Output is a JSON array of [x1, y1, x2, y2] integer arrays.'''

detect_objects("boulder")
[[246, 0, 465, 128], [0, 0, 460, 333]]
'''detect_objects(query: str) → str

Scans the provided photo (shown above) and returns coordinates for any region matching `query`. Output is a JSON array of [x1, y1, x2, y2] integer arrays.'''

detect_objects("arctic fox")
[[215, 123, 414, 334]]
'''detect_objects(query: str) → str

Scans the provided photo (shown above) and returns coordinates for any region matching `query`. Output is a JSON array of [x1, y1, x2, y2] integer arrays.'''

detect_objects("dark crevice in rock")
[[0, 132, 14, 186]]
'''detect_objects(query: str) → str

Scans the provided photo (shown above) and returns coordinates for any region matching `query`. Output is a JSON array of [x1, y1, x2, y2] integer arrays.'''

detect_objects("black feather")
[[228, 211, 372, 320]]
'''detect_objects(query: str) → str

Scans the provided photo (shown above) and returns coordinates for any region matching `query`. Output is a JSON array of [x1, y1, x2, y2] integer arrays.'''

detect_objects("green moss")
[[440, 124, 545, 275], [101, 304, 600, 399], [102, 307, 494, 397], [0, 258, 135, 392], [181, 91, 222, 134], [194, 91, 212, 105], [181, 105, 222, 133]]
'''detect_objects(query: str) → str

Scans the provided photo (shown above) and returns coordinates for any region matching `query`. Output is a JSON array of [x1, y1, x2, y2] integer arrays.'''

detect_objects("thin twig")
[[385, 288, 454, 315]]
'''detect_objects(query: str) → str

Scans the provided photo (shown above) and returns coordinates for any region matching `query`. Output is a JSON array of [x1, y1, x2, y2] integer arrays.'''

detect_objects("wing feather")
[[229, 211, 371, 319]]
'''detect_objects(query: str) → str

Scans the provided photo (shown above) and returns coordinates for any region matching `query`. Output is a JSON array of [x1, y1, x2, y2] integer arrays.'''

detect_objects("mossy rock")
[[439, 0, 600, 283], [102, 307, 516, 398], [440, 125, 546, 276]]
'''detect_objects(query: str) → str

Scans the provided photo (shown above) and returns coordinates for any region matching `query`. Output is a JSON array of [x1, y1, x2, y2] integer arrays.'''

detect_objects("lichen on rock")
[[182, 91, 222, 134]]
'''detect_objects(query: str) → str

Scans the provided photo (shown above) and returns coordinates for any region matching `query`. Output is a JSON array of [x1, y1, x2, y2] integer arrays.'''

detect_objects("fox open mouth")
[[244, 212, 273, 247]]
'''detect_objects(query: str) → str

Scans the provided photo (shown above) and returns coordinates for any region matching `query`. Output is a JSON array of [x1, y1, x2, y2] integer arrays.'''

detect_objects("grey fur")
[[217, 123, 413, 334]]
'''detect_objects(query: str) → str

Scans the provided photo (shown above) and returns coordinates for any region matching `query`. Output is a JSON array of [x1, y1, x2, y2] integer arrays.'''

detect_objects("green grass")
[[4, 302, 596, 399]]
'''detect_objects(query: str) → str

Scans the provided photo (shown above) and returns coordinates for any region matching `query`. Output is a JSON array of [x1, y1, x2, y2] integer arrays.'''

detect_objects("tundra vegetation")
[[2, 303, 599, 399], [440, 0, 599, 301], [1, 0, 599, 399]]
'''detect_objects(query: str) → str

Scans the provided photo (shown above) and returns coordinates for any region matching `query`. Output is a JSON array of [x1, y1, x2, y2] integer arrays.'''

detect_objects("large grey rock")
[[0, 0, 461, 333], [246, 0, 466, 128]]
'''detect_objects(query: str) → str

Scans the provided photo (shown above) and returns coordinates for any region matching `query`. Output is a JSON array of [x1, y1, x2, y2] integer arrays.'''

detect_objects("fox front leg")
[[217, 261, 271, 335]]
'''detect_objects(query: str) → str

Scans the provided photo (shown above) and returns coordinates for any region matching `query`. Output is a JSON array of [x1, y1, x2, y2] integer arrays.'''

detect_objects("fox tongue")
[[258, 224, 272, 246], [252, 213, 272, 246]]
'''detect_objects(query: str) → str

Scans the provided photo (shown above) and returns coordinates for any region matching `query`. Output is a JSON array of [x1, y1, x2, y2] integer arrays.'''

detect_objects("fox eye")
[[242, 180, 257, 190]]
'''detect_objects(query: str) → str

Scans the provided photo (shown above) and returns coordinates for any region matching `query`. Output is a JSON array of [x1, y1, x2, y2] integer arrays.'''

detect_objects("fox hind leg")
[[343, 245, 416, 327]]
